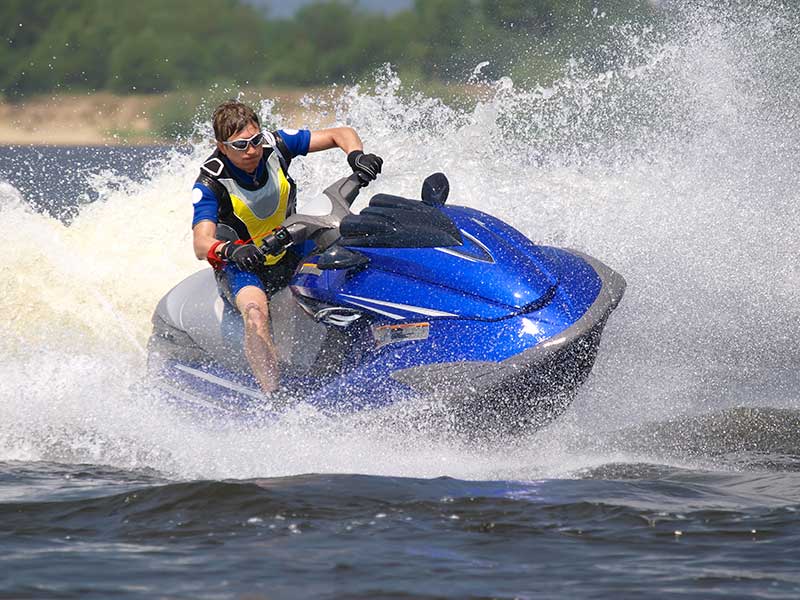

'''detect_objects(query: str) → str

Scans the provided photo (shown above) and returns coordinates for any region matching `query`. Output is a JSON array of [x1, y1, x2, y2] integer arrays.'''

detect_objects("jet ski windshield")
[[339, 193, 463, 248]]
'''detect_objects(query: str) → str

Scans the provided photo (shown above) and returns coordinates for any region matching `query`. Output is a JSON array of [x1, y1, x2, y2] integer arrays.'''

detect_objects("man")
[[191, 100, 383, 395]]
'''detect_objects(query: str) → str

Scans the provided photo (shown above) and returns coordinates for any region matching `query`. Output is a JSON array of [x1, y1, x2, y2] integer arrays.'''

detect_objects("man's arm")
[[308, 127, 363, 154], [191, 183, 223, 261], [193, 220, 219, 260], [307, 126, 383, 182]]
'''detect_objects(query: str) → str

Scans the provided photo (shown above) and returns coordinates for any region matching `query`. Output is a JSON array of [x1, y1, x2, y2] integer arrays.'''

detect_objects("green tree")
[[0, 0, 271, 96], [0, 0, 86, 96], [264, 2, 398, 85], [0, 0, 662, 97]]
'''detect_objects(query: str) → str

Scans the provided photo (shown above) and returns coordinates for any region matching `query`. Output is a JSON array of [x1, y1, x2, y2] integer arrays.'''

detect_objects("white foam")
[[1, 5, 798, 480]]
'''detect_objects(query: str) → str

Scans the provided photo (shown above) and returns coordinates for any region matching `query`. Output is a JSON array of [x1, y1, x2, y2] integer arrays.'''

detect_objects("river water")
[[1, 4, 799, 598]]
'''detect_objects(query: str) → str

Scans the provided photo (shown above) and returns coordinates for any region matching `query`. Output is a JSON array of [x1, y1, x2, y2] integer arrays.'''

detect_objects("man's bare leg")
[[235, 285, 279, 394]]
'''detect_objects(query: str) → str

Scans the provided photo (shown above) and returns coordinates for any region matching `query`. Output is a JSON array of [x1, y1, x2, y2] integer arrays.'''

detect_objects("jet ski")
[[147, 172, 626, 430]]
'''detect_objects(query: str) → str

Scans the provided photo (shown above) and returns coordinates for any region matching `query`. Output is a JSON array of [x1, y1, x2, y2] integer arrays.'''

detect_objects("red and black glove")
[[221, 241, 265, 271]]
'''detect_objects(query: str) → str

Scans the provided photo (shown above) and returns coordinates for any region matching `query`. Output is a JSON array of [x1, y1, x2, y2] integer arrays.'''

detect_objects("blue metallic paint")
[[156, 200, 614, 418]]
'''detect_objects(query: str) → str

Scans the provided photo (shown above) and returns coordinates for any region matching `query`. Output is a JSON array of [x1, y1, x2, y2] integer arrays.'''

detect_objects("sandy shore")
[[0, 89, 337, 146], [0, 93, 164, 145]]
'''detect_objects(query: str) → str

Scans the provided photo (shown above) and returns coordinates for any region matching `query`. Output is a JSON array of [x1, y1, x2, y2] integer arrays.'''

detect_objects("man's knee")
[[242, 301, 269, 332]]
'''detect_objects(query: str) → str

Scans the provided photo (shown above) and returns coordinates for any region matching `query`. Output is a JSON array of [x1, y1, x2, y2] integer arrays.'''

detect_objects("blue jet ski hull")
[[148, 175, 626, 431]]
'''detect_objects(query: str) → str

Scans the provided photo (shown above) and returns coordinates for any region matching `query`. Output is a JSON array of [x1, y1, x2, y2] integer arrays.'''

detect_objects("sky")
[[246, 0, 413, 18]]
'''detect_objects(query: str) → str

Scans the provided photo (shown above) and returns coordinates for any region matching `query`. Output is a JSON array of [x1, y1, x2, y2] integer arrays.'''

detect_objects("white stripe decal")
[[434, 230, 494, 263], [344, 301, 405, 320], [341, 294, 457, 317], [434, 246, 482, 262], [173, 364, 263, 400]]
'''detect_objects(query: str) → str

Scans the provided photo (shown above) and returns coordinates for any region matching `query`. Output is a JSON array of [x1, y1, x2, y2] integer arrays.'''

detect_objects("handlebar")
[[259, 172, 369, 257], [259, 223, 309, 256], [324, 172, 367, 210]]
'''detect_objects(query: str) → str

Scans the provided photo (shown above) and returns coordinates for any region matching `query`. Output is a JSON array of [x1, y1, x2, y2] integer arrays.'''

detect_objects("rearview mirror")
[[421, 173, 449, 206]]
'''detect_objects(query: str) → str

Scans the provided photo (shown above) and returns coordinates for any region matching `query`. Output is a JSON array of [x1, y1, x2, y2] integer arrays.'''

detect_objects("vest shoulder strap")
[[195, 170, 233, 218], [195, 151, 263, 243], [270, 130, 292, 170], [267, 131, 297, 215]]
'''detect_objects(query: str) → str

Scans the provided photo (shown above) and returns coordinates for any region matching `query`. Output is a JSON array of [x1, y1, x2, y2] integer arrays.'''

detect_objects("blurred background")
[[0, 0, 673, 143]]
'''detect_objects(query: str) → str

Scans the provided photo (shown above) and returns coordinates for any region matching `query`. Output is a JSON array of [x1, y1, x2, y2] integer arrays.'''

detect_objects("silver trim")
[[345, 301, 405, 320], [314, 307, 363, 327], [173, 363, 263, 400], [341, 294, 457, 317], [434, 230, 494, 263]]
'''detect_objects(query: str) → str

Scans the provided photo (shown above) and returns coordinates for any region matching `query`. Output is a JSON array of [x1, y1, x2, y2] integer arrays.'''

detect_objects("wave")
[[2, 463, 799, 541]]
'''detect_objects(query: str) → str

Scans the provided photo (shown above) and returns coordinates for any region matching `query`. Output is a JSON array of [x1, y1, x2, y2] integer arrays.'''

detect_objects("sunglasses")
[[220, 131, 266, 151]]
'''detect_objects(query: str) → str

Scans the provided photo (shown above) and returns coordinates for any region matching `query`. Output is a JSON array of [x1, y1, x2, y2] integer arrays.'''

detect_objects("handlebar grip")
[[260, 226, 294, 256]]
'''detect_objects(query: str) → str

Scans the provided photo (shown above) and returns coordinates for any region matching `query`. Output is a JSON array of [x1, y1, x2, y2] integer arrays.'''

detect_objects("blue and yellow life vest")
[[195, 132, 297, 265]]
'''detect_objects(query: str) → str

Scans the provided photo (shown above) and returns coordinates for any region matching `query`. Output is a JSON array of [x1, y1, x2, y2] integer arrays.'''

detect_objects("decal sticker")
[[299, 262, 322, 276], [373, 322, 430, 348]]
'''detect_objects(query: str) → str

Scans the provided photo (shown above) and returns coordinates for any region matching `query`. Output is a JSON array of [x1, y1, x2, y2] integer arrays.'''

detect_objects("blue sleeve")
[[278, 128, 311, 158], [191, 183, 219, 227]]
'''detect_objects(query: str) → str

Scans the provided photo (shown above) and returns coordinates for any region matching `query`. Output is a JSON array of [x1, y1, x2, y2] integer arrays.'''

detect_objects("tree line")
[[1, 0, 660, 99]]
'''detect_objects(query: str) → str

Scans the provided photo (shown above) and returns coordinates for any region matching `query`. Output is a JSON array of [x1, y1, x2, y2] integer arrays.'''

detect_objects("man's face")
[[217, 121, 263, 173]]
